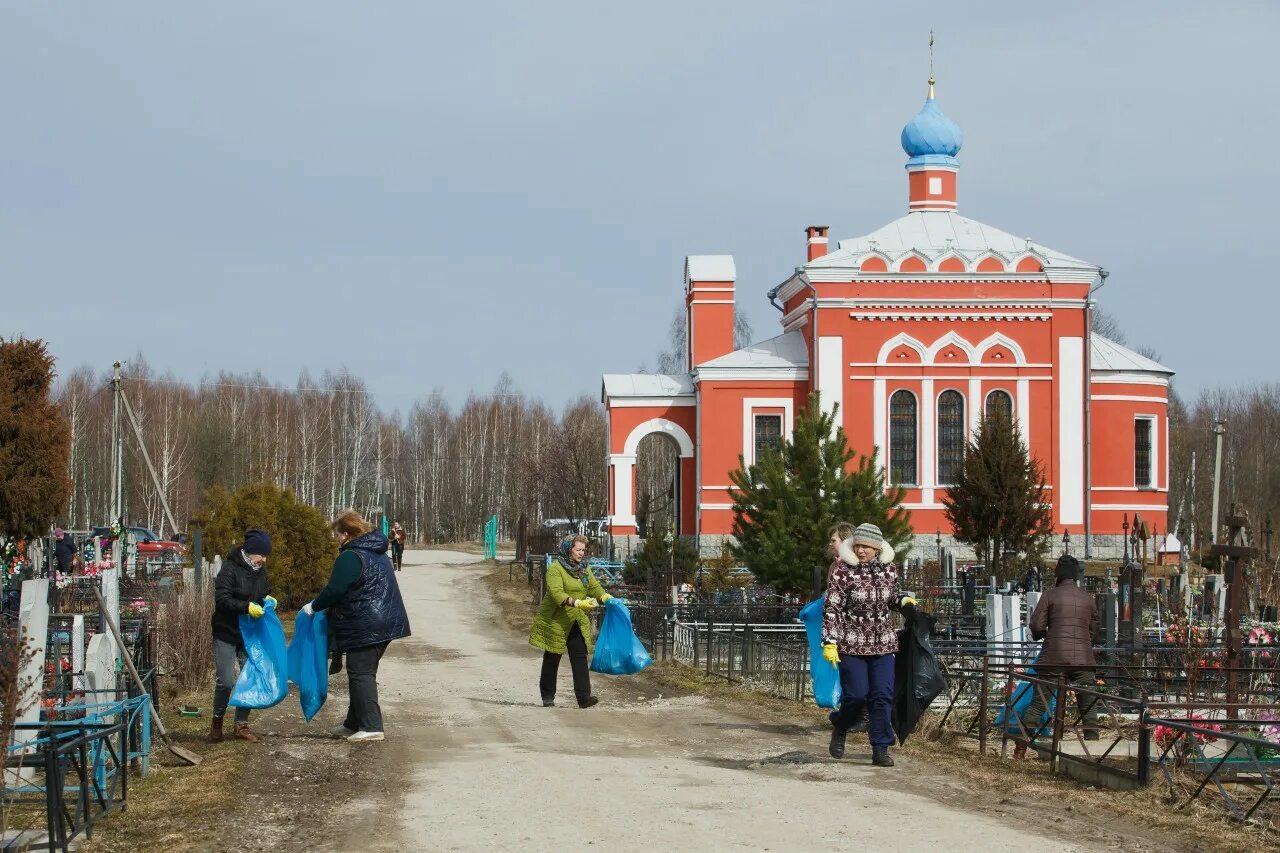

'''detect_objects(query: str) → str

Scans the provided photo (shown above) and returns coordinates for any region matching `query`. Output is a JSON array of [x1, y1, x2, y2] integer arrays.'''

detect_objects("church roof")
[[697, 330, 809, 370], [1090, 334, 1174, 375], [805, 210, 1098, 280], [601, 373, 694, 399]]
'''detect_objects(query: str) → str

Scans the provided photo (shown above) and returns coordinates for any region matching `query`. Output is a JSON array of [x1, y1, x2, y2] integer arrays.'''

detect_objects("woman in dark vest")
[[303, 510, 411, 742]]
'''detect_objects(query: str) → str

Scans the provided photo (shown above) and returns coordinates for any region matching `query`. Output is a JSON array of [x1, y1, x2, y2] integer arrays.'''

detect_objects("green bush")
[[624, 535, 700, 585], [196, 482, 336, 609]]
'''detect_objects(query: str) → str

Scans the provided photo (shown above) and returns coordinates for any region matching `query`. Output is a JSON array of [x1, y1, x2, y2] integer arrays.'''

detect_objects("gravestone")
[[71, 615, 85, 692], [7, 579, 50, 785], [85, 633, 118, 696]]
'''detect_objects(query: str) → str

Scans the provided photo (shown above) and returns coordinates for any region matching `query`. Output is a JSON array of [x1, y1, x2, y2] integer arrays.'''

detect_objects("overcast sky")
[[4, 2, 1276, 413]]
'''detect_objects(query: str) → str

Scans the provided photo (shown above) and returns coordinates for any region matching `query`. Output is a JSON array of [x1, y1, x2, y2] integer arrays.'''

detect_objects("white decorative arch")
[[859, 248, 894, 269], [876, 333, 928, 365], [926, 331, 977, 364], [975, 332, 1028, 365], [973, 250, 1010, 271], [1010, 249, 1050, 271], [895, 250, 931, 272], [930, 249, 970, 272], [622, 417, 695, 457]]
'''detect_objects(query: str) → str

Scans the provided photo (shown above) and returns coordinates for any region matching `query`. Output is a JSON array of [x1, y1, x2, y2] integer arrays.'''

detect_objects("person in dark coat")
[[1015, 554, 1100, 758], [209, 529, 275, 743], [53, 528, 76, 575], [304, 510, 411, 742]]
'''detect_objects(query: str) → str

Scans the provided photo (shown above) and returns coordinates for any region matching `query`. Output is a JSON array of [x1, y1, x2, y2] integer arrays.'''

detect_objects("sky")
[[3, 2, 1277, 413]]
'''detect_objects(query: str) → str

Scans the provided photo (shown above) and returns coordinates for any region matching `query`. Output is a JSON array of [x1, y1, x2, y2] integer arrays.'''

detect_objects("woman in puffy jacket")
[[821, 523, 913, 767], [529, 536, 613, 708], [304, 510, 411, 743]]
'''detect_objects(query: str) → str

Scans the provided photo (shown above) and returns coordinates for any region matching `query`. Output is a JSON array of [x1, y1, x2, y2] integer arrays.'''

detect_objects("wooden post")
[[977, 656, 990, 755], [1211, 510, 1257, 721]]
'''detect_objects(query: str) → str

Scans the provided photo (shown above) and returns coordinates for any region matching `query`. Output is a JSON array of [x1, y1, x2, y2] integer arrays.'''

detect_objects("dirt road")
[[286, 550, 1160, 852]]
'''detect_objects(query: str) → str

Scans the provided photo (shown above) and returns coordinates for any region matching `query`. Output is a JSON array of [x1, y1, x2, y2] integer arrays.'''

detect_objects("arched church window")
[[889, 390, 918, 486], [985, 389, 1013, 424], [937, 390, 965, 485]]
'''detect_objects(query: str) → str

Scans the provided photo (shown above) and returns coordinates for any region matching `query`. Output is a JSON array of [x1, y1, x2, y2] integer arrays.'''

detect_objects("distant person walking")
[[209, 529, 275, 743], [822, 523, 913, 767], [305, 511, 411, 743], [390, 521, 406, 571], [53, 528, 76, 575], [1015, 555, 1100, 759], [529, 536, 612, 708]]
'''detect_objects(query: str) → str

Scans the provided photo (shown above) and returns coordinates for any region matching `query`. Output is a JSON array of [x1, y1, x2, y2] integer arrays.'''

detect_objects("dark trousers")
[[391, 541, 404, 570], [540, 623, 591, 706], [212, 638, 250, 724], [830, 653, 896, 749], [1020, 667, 1098, 742], [342, 642, 390, 733]]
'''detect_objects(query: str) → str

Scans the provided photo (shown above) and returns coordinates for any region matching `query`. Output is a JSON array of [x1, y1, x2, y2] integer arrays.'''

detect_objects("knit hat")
[[1055, 554, 1081, 581], [242, 528, 273, 557], [852, 523, 884, 549]]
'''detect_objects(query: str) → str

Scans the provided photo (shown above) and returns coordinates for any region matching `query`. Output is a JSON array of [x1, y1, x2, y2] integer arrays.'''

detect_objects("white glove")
[[302, 601, 315, 616]]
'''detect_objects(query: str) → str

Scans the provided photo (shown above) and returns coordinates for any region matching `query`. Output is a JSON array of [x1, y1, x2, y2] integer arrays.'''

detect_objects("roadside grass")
[[483, 561, 1276, 853], [78, 689, 247, 853]]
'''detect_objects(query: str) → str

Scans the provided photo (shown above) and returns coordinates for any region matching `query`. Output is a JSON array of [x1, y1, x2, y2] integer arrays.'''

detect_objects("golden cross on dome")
[[928, 31, 936, 98]]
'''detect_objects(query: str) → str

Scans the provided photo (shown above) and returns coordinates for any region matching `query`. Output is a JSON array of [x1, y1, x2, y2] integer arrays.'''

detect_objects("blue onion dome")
[[900, 81, 963, 166]]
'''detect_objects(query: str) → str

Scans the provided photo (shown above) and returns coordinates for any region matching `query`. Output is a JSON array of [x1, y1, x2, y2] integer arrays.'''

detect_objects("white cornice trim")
[[811, 297, 1088, 309], [1091, 372, 1171, 387], [1090, 394, 1167, 403], [851, 374, 1054, 381], [806, 269, 1051, 283], [849, 362, 1054, 369], [694, 368, 808, 383], [608, 396, 696, 408], [851, 311, 1052, 322]]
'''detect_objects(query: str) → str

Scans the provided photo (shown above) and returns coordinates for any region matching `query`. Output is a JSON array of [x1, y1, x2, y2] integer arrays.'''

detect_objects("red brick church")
[[602, 75, 1172, 558]]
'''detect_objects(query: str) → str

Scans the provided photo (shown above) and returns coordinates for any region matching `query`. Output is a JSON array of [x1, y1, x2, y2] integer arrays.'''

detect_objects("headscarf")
[[558, 537, 587, 577]]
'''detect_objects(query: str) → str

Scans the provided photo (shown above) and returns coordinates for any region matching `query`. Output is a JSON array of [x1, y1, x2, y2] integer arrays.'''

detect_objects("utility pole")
[[1210, 420, 1226, 545], [110, 362, 123, 524]]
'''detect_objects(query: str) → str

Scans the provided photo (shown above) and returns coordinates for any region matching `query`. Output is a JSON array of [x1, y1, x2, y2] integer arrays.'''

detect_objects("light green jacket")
[[529, 559, 607, 655]]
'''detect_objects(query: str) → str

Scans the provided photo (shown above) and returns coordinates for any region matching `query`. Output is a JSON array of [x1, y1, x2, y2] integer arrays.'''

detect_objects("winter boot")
[[1012, 742, 1028, 760], [871, 748, 894, 767], [207, 716, 224, 743], [828, 725, 848, 759], [578, 696, 599, 709], [233, 723, 259, 743]]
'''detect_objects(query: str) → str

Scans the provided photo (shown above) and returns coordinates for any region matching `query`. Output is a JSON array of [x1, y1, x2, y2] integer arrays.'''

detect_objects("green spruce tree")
[[941, 412, 1054, 582], [0, 338, 71, 538], [728, 393, 911, 596]]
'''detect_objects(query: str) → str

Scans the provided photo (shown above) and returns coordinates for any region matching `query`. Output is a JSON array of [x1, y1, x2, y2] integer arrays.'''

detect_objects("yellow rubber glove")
[[599, 593, 614, 604], [899, 594, 918, 608], [264, 595, 277, 609], [574, 598, 599, 611], [821, 643, 840, 667], [247, 602, 265, 619]]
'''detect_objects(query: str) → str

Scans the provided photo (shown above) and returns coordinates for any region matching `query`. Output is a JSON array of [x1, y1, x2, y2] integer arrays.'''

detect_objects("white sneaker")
[[347, 730, 385, 742], [327, 725, 356, 739]]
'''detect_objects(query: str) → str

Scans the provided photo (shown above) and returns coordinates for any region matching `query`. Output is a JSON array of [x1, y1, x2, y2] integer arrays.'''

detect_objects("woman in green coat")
[[530, 535, 612, 708]]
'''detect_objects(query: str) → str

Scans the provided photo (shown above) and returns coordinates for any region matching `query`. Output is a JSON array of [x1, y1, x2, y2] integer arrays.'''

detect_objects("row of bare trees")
[[54, 360, 607, 542]]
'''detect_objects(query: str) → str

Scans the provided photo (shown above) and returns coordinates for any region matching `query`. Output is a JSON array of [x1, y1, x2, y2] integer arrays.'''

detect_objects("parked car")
[[88, 526, 186, 558]]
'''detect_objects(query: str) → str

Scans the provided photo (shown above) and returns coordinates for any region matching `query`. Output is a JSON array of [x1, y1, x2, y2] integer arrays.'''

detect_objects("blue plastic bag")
[[287, 609, 330, 722], [799, 597, 841, 709], [229, 599, 289, 709], [590, 599, 653, 675], [994, 657, 1056, 735]]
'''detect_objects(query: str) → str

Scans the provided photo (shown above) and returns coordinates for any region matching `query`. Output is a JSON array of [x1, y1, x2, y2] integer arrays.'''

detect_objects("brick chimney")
[[805, 225, 829, 261], [684, 255, 736, 369]]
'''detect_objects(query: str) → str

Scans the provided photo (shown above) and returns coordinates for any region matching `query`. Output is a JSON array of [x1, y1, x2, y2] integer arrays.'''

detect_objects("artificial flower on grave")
[[1154, 714, 1221, 765], [1, 537, 28, 578], [1164, 618, 1207, 646]]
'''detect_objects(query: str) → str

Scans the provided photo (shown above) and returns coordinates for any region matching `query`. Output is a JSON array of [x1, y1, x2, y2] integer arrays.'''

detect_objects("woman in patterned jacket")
[[821, 523, 913, 766]]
